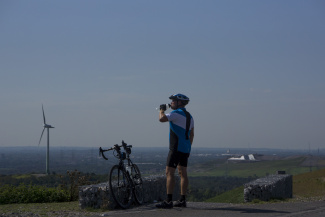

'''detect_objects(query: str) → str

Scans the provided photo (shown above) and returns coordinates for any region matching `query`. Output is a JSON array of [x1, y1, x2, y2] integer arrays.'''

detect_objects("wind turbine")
[[38, 105, 54, 175]]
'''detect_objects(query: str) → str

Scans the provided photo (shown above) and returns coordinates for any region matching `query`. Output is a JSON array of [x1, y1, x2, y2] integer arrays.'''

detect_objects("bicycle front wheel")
[[109, 165, 133, 209], [131, 164, 144, 205]]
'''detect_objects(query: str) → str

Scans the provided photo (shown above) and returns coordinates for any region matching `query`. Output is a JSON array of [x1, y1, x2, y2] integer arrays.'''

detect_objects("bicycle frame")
[[99, 141, 134, 176], [99, 140, 144, 208]]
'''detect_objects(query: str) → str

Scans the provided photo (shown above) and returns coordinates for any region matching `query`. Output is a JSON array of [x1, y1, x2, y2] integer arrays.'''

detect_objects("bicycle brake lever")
[[99, 147, 102, 157], [99, 147, 108, 160], [102, 154, 108, 160]]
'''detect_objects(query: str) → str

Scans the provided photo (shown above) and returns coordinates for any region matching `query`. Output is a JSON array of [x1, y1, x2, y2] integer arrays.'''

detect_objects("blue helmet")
[[169, 93, 190, 105]]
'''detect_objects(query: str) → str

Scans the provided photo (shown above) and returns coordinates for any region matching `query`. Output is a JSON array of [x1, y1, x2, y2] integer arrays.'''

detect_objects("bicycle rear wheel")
[[131, 164, 144, 204], [109, 165, 133, 209]]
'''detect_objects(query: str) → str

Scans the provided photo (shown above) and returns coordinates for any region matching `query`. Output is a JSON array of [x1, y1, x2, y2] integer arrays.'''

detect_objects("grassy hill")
[[293, 167, 325, 199], [206, 167, 325, 203], [189, 156, 323, 178]]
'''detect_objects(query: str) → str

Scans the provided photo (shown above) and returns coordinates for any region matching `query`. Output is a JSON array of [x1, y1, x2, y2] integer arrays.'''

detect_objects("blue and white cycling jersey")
[[166, 108, 194, 153]]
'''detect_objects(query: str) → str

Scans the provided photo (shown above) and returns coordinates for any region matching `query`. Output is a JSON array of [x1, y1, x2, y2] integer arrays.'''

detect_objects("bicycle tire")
[[131, 164, 144, 205], [109, 165, 133, 209]]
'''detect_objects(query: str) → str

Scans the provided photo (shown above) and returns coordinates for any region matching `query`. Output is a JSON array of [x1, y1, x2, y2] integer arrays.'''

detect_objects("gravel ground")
[[2, 197, 325, 217]]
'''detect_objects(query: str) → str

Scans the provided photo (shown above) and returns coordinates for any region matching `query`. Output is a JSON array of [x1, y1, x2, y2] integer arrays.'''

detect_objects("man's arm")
[[159, 110, 169, 122], [190, 128, 194, 145]]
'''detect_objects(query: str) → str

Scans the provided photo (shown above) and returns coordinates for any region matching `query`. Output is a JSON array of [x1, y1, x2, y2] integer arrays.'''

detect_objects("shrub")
[[59, 170, 92, 201], [0, 184, 70, 204], [0, 170, 99, 204]]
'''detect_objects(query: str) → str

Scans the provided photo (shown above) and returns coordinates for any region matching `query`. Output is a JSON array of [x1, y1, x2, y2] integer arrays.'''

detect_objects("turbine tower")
[[38, 105, 54, 175]]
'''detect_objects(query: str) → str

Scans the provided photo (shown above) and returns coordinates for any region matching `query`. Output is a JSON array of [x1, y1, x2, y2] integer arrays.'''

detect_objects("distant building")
[[228, 155, 246, 161], [248, 154, 256, 161], [228, 154, 258, 162]]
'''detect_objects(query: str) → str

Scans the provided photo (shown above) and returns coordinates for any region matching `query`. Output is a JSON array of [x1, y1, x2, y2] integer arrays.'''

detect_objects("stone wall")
[[80, 172, 292, 208], [244, 173, 292, 202], [79, 175, 180, 210]]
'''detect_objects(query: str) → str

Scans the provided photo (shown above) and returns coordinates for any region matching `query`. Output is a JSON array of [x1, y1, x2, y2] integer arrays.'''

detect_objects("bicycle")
[[99, 140, 144, 209]]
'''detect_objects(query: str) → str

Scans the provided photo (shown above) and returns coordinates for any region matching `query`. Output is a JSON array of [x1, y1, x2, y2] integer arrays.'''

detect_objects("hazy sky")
[[1, 0, 324, 150]]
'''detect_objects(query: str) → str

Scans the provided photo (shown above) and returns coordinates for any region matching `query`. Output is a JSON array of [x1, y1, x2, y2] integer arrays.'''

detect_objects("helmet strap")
[[176, 100, 185, 109]]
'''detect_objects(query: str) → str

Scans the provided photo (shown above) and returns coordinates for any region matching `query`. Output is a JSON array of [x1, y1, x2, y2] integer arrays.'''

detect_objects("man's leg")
[[177, 165, 188, 196], [173, 165, 188, 207], [166, 166, 176, 196], [156, 166, 175, 209]]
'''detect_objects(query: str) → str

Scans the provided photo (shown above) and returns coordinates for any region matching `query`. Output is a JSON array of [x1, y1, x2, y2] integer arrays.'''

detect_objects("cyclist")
[[156, 93, 194, 208]]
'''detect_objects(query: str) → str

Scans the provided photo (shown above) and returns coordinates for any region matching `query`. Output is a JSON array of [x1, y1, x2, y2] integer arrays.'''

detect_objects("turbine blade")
[[42, 104, 46, 124], [38, 128, 45, 146]]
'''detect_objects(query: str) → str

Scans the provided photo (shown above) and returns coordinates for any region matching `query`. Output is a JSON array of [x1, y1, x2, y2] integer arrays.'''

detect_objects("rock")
[[244, 174, 292, 202], [79, 175, 180, 210]]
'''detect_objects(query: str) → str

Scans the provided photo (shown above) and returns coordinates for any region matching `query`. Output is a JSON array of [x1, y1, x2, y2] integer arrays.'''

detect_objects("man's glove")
[[160, 104, 167, 111]]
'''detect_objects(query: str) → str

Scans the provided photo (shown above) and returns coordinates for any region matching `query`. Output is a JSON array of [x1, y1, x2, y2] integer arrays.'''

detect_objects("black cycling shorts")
[[166, 150, 190, 168]]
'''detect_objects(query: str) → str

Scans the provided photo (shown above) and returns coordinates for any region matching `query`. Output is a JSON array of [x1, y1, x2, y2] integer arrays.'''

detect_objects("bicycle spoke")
[[109, 165, 133, 209], [131, 164, 144, 205]]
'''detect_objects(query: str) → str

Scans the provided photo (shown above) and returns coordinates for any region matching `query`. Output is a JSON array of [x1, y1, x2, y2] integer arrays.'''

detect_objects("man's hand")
[[159, 110, 168, 122], [160, 104, 167, 111]]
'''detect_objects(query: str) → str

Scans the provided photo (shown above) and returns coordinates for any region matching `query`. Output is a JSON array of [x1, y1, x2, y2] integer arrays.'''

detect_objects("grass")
[[190, 157, 320, 178], [205, 168, 325, 204], [12, 174, 34, 179], [293, 167, 325, 198], [205, 186, 291, 204], [0, 201, 104, 216], [205, 186, 245, 203]]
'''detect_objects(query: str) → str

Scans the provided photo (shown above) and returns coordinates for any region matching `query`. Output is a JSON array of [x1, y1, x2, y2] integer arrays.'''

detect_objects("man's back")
[[166, 107, 194, 153]]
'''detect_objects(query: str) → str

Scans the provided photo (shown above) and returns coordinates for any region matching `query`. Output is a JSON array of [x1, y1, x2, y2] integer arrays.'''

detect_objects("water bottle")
[[156, 104, 171, 111], [125, 165, 131, 175]]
